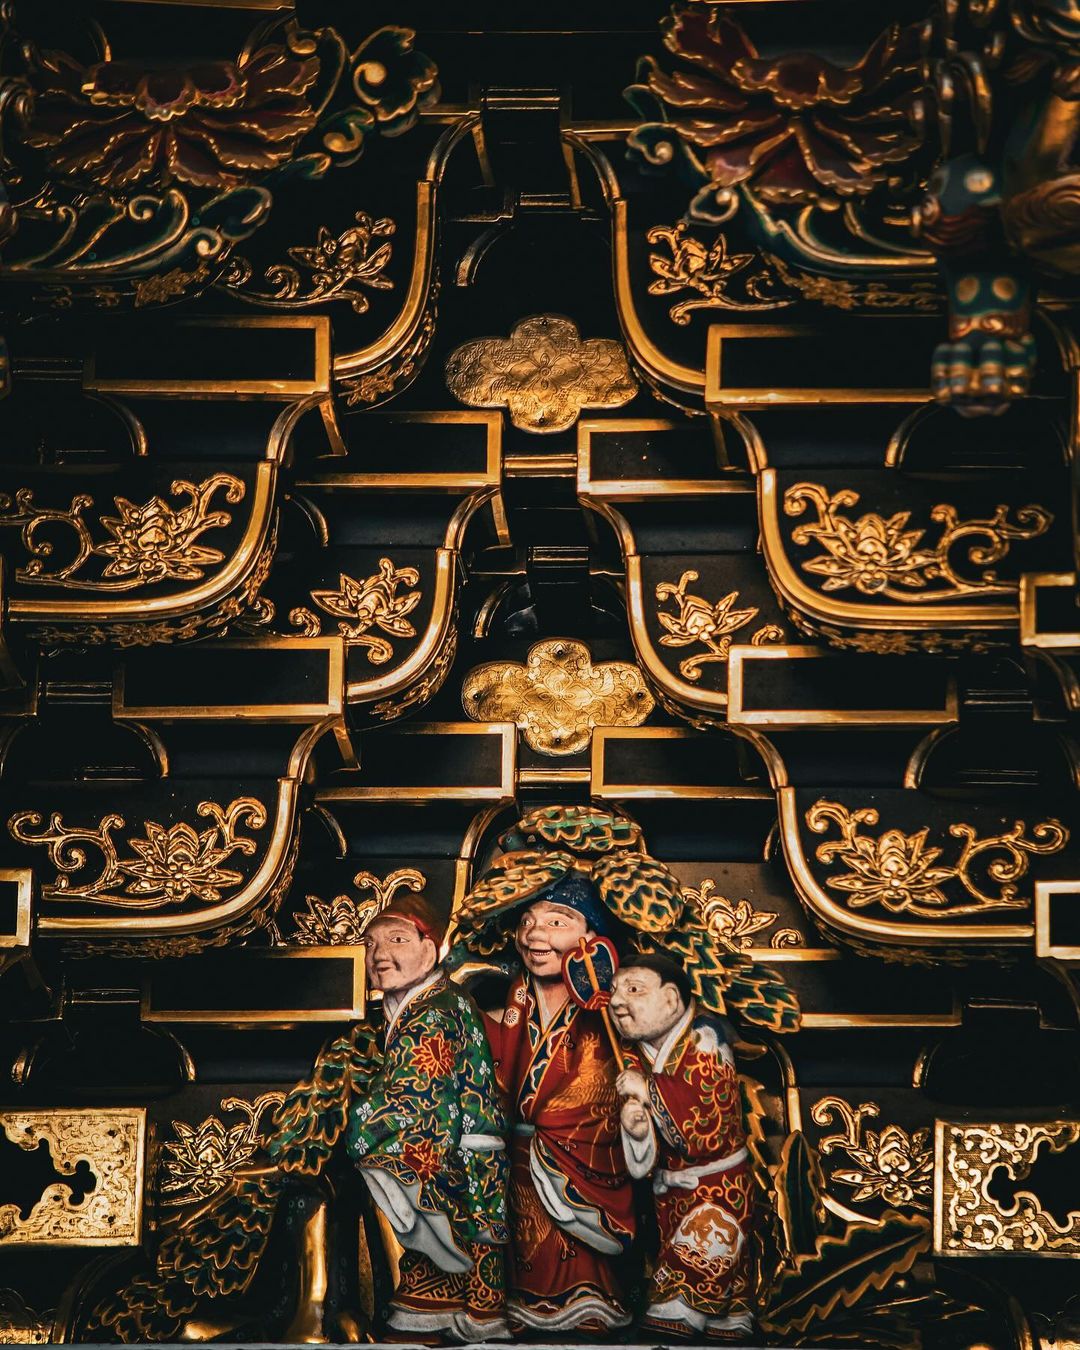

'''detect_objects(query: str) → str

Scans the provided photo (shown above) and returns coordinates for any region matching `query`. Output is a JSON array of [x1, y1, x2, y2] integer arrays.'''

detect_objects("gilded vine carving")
[[8, 798, 266, 909], [220, 212, 395, 313], [160, 1094, 285, 1209], [811, 1097, 932, 1213], [0, 475, 244, 591], [784, 484, 1052, 600], [806, 800, 1068, 918], [289, 557, 420, 663], [939, 1121, 1080, 1254], [655, 570, 784, 680], [291, 867, 427, 945], [646, 222, 786, 320], [685, 878, 802, 949]]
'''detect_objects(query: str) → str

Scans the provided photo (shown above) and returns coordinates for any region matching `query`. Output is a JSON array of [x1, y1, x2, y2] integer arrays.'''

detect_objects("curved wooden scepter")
[[562, 935, 625, 1071]]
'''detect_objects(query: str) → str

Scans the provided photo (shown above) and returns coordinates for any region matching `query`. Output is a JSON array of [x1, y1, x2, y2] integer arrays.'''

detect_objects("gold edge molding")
[[705, 324, 930, 409], [727, 646, 960, 728], [140, 947, 366, 1025], [0, 869, 32, 948], [1034, 879, 1080, 960], [1020, 571, 1080, 650], [84, 318, 330, 400], [316, 722, 518, 802], [9, 463, 277, 621], [113, 637, 345, 721], [777, 789, 1034, 948], [758, 471, 1021, 630], [590, 725, 779, 797], [37, 778, 300, 937]]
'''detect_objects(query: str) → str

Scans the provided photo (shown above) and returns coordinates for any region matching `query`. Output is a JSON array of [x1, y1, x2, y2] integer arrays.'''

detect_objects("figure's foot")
[[330, 1309, 368, 1343], [283, 1304, 329, 1344], [176, 1314, 251, 1342]]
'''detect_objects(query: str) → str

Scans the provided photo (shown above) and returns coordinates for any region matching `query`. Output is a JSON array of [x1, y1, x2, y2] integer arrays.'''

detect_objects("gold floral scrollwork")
[[686, 877, 802, 949], [784, 483, 1052, 601], [445, 315, 638, 433], [655, 570, 784, 681], [289, 557, 421, 664], [938, 1121, 1080, 1255], [806, 800, 1068, 918], [291, 867, 427, 944], [221, 211, 395, 313], [160, 1094, 285, 1209], [462, 638, 654, 755], [8, 798, 266, 909], [0, 1289, 54, 1343], [647, 222, 787, 322], [812, 1097, 932, 1213], [0, 474, 245, 591], [0, 1110, 144, 1245]]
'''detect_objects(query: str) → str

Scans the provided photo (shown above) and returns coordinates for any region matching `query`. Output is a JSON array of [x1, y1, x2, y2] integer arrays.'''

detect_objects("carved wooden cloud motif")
[[444, 315, 638, 432], [462, 638, 654, 753]]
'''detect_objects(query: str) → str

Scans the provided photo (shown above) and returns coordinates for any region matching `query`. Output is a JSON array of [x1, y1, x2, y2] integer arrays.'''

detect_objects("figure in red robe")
[[611, 955, 754, 1342], [482, 878, 635, 1334]]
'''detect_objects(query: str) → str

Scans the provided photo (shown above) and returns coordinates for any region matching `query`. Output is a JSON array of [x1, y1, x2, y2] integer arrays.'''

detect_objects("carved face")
[[515, 900, 590, 980], [365, 916, 436, 994], [610, 965, 685, 1043]]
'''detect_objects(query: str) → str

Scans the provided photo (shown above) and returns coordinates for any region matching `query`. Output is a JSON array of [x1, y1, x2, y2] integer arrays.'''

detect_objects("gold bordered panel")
[[1034, 880, 1080, 963], [0, 869, 31, 949], [141, 947, 365, 1024], [779, 787, 1073, 956], [4, 462, 278, 631], [317, 722, 517, 802], [0, 1109, 146, 1247], [705, 322, 933, 409], [759, 469, 1066, 643], [934, 1119, 1080, 1257], [1020, 572, 1080, 652], [85, 317, 330, 400]]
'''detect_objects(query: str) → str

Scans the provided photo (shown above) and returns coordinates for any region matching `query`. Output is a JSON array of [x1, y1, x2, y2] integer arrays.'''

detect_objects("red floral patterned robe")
[[483, 974, 635, 1333], [621, 1003, 754, 1340]]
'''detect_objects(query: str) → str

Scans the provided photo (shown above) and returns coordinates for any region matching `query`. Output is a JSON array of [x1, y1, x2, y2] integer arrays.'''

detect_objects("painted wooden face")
[[515, 900, 589, 980], [365, 915, 437, 994], [610, 965, 685, 1043]]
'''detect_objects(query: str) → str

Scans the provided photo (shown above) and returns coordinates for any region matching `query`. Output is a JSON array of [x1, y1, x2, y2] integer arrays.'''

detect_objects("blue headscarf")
[[534, 871, 617, 939]]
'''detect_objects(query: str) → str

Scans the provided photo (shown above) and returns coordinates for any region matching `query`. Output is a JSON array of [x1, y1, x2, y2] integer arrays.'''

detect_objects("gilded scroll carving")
[[938, 1121, 1080, 1255], [289, 557, 420, 662], [0, 1110, 144, 1245], [462, 638, 654, 754], [812, 1097, 932, 1213], [784, 484, 1052, 601], [8, 799, 266, 909], [646, 222, 785, 320], [655, 570, 783, 680], [806, 800, 1068, 918], [160, 1095, 285, 1209], [291, 868, 427, 944], [0, 475, 245, 591], [685, 878, 802, 949]]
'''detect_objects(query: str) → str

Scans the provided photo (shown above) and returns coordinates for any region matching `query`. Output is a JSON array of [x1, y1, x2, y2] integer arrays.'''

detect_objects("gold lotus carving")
[[655, 570, 784, 681], [444, 314, 638, 433], [686, 877, 802, 949], [647, 222, 784, 321], [290, 556, 421, 664], [812, 1097, 932, 1213], [0, 474, 244, 591], [0, 1110, 144, 1246], [938, 1121, 1080, 1255], [8, 798, 265, 909], [160, 1094, 284, 1209], [785, 483, 1052, 601], [807, 800, 1067, 919], [462, 638, 654, 755], [290, 868, 427, 945]]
